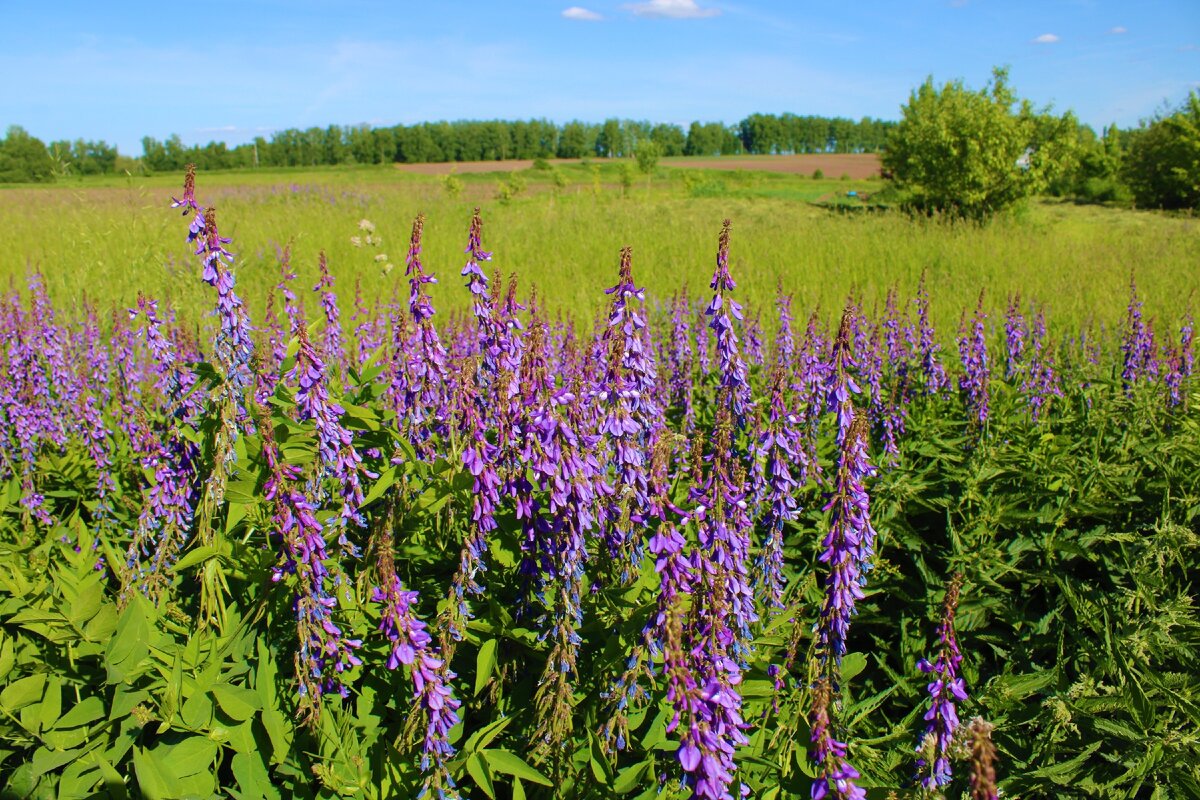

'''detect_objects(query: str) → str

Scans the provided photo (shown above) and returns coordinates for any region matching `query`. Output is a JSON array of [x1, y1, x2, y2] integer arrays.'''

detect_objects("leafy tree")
[[649, 123, 685, 156], [1122, 92, 1200, 209], [557, 121, 592, 159], [596, 118, 623, 158], [0, 126, 55, 183], [883, 68, 1078, 219], [635, 140, 660, 174]]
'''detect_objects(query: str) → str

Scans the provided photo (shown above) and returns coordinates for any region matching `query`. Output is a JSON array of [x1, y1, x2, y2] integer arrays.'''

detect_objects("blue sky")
[[2, 0, 1197, 155]]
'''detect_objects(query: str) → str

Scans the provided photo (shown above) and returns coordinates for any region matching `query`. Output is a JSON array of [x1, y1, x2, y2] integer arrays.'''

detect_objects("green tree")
[[0, 126, 55, 183], [635, 140, 660, 174], [883, 68, 1078, 219], [1122, 92, 1200, 210]]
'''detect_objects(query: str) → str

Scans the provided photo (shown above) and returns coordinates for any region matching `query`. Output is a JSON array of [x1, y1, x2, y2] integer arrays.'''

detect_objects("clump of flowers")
[[915, 573, 968, 790]]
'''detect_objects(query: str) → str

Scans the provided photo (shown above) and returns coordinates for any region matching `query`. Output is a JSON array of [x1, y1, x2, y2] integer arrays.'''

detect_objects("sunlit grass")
[[2, 166, 1196, 333]]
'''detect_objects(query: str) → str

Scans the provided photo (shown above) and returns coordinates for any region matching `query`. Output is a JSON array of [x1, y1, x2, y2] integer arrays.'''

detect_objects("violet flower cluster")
[[705, 220, 751, 423], [371, 569, 462, 799], [915, 573, 968, 790], [261, 413, 362, 717], [1121, 276, 1159, 389], [957, 293, 990, 431], [594, 246, 659, 577]]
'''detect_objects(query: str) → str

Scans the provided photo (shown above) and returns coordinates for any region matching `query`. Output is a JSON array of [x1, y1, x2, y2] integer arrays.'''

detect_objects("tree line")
[[2, 89, 1196, 211], [0, 114, 894, 179]]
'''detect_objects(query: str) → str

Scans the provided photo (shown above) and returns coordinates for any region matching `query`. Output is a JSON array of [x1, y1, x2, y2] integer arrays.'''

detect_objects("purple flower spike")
[[594, 246, 660, 579], [957, 291, 990, 432], [915, 574, 967, 789], [371, 566, 461, 798], [706, 220, 750, 422], [915, 271, 948, 396], [754, 361, 804, 616], [815, 414, 877, 666], [313, 251, 345, 384], [809, 678, 866, 800]]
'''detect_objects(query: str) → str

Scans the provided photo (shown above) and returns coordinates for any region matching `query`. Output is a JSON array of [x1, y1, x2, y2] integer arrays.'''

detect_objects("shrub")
[[883, 68, 1079, 219], [1122, 92, 1200, 209]]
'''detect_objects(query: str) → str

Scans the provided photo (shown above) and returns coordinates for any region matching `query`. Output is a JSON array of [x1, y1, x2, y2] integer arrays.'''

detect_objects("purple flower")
[[809, 677, 866, 800], [1020, 309, 1061, 421], [313, 251, 345, 384], [594, 246, 660, 578], [915, 271, 948, 395], [371, 570, 461, 797], [754, 361, 804, 615], [1004, 295, 1027, 381], [957, 292, 990, 431], [399, 214, 452, 448], [260, 416, 361, 719], [1121, 275, 1158, 389], [815, 414, 877, 666], [290, 325, 364, 535], [122, 295, 201, 602], [705, 220, 750, 422], [915, 574, 967, 789]]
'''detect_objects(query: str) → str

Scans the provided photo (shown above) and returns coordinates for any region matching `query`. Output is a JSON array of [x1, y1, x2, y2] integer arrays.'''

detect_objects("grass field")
[[2, 160, 1197, 331]]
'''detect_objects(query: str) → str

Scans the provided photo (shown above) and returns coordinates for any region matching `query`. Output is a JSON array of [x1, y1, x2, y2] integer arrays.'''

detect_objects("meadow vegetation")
[[0, 144, 1197, 800]]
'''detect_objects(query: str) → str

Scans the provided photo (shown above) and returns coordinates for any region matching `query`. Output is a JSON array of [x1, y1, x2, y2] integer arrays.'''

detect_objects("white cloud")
[[625, 0, 720, 19], [1032, 33, 1060, 44], [1109, 26, 1127, 34], [562, 6, 603, 21]]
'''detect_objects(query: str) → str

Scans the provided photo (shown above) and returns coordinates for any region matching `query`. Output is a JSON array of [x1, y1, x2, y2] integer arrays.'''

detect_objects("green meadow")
[[2, 160, 1197, 328]]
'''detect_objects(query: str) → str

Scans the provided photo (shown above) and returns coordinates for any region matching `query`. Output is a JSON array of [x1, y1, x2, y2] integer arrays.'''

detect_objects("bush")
[[0, 126, 55, 183], [883, 68, 1078, 219], [1122, 92, 1200, 210], [812, 168, 824, 179], [635, 141, 660, 175], [441, 171, 463, 199]]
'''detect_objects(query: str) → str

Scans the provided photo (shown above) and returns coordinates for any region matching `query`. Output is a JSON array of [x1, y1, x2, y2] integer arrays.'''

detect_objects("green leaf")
[[133, 747, 174, 800], [613, 759, 653, 794], [67, 580, 104, 628], [211, 683, 262, 722], [466, 753, 496, 799], [841, 652, 868, 683], [232, 751, 278, 800], [167, 735, 220, 778], [481, 749, 552, 786], [464, 715, 512, 753], [105, 596, 152, 684], [31, 745, 81, 777], [475, 639, 498, 697], [172, 545, 221, 573], [1, 673, 47, 711]]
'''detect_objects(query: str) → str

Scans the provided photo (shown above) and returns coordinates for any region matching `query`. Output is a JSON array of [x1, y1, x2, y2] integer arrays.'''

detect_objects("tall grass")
[[2, 165, 1196, 329]]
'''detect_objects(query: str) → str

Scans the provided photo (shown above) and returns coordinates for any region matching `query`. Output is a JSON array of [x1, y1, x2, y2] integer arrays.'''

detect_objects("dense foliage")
[[1122, 92, 1200, 210], [882, 69, 1080, 219], [0, 168, 1197, 800]]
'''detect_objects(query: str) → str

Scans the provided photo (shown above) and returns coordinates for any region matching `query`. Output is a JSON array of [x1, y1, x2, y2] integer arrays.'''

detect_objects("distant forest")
[[19, 115, 897, 176]]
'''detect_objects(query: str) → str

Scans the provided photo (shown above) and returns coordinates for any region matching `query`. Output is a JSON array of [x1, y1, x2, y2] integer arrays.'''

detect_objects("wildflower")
[[371, 546, 461, 799], [705, 220, 750, 422], [957, 291, 990, 431], [915, 271, 948, 395], [915, 574, 968, 789], [815, 414, 877, 665], [809, 677, 866, 800], [595, 245, 659, 578]]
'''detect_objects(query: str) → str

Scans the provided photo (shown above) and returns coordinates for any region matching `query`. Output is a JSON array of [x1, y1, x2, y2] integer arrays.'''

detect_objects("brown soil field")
[[664, 153, 882, 178], [394, 153, 883, 178]]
